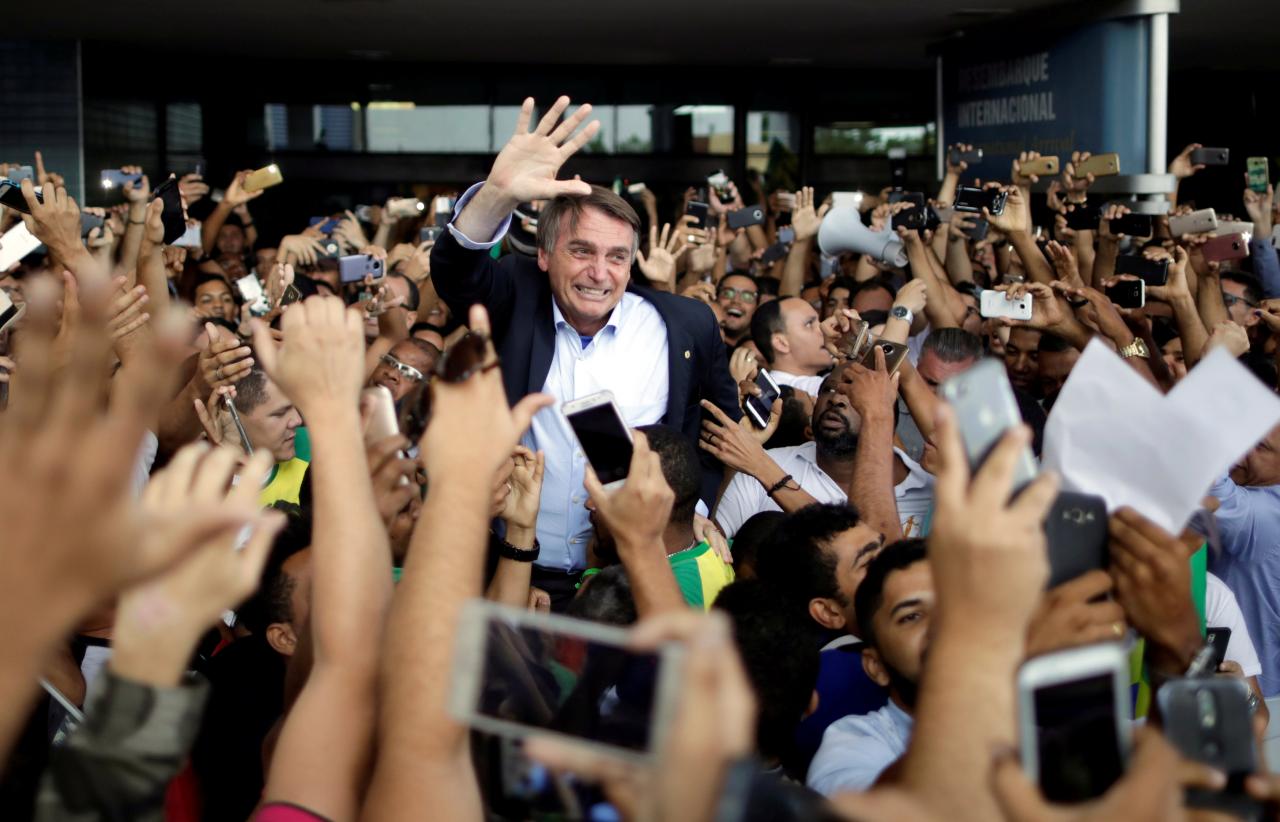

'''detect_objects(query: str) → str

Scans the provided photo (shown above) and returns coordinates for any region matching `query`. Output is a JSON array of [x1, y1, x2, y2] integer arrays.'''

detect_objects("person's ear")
[[808, 597, 847, 632], [804, 689, 820, 720], [537, 246, 550, 273], [265, 622, 298, 657], [772, 331, 791, 357], [861, 645, 892, 688]]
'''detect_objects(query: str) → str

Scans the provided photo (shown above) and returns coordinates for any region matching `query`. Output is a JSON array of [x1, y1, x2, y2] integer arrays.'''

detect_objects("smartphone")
[[6, 165, 33, 183], [563, 391, 635, 490], [1061, 204, 1098, 232], [726, 206, 765, 230], [310, 216, 341, 235], [338, 254, 385, 284], [449, 599, 684, 762], [939, 358, 1038, 490], [1159, 678, 1260, 818], [1043, 491, 1109, 587], [860, 338, 910, 376], [685, 200, 712, 231], [954, 186, 1007, 216], [319, 239, 341, 259], [354, 204, 374, 223], [1190, 147, 1230, 166], [1019, 156, 1061, 177], [979, 289, 1032, 320], [0, 222, 43, 269], [759, 243, 789, 264], [419, 226, 443, 244], [434, 195, 455, 228], [362, 385, 400, 444], [235, 274, 270, 317], [1018, 643, 1130, 803], [223, 395, 255, 457], [79, 211, 104, 238], [1105, 279, 1145, 309], [150, 177, 187, 244], [892, 205, 939, 232], [242, 164, 283, 193], [949, 147, 983, 166], [174, 222, 203, 249], [887, 191, 926, 207], [627, 182, 648, 196], [744, 369, 781, 429], [707, 170, 732, 199], [1073, 153, 1121, 178], [834, 319, 871, 362], [831, 191, 864, 210], [966, 217, 991, 241], [1106, 213, 1154, 237], [100, 169, 143, 191], [1205, 627, 1232, 669], [1, 289, 26, 335], [1246, 157, 1269, 194], [1201, 233, 1250, 264], [1114, 255, 1169, 287], [1168, 208, 1219, 237], [1214, 220, 1254, 239], [777, 226, 795, 245], [280, 283, 302, 307], [0, 179, 41, 214]]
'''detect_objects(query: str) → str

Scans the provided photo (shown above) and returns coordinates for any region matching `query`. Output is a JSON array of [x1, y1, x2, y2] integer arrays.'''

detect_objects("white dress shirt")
[[807, 700, 913, 796], [714, 440, 934, 539], [770, 370, 826, 398]]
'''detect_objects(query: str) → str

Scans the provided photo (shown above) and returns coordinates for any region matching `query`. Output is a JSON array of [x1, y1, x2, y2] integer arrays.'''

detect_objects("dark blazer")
[[431, 230, 741, 494]]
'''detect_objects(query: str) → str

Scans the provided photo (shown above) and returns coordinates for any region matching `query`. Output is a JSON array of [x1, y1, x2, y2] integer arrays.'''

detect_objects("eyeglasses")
[[718, 287, 759, 304], [380, 354, 425, 383], [1222, 292, 1259, 309], [436, 331, 502, 383]]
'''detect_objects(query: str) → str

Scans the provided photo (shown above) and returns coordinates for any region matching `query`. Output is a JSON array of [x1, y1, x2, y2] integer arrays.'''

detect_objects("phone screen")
[[1034, 673, 1125, 802], [474, 614, 663, 753], [1106, 280, 1144, 309], [566, 403, 633, 485], [954, 186, 1005, 215], [686, 201, 711, 230], [745, 370, 781, 428]]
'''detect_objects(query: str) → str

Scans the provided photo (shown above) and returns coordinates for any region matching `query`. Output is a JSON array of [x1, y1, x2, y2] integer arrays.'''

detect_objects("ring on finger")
[[215, 367, 223, 381]]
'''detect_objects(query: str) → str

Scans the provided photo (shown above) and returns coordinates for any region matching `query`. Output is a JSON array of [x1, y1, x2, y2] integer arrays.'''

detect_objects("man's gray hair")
[[921, 327, 983, 363], [536, 185, 641, 259]]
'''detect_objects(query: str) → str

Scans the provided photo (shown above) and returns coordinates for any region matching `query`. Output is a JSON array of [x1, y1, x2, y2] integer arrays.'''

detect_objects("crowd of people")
[[2, 92, 1280, 821]]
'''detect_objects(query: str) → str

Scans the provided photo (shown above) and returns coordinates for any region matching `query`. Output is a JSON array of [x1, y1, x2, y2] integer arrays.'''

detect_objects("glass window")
[[166, 103, 202, 153], [366, 103, 490, 153], [577, 105, 654, 154], [672, 105, 733, 155], [315, 105, 358, 151], [814, 122, 937, 156], [264, 103, 289, 151]]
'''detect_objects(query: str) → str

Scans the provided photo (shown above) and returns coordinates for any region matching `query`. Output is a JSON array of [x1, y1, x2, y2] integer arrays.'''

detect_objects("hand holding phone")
[[744, 369, 781, 429], [979, 289, 1032, 321], [1105, 278, 1145, 309], [563, 391, 634, 490], [939, 358, 1038, 490], [242, 164, 283, 193]]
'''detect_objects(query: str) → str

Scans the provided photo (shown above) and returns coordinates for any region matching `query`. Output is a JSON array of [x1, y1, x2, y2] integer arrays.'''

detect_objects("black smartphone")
[[150, 177, 187, 244], [1114, 255, 1169, 287], [1205, 627, 1232, 669], [80, 212, 104, 238], [759, 243, 789, 264], [1064, 205, 1100, 232], [0, 180, 41, 213], [744, 369, 781, 429], [1105, 279, 1145, 309], [966, 217, 991, 241], [1043, 492, 1109, 588], [564, 392, 635, 488], [954, 186, 1008, 216], [1159, 678, 1261, 819], [949, 147, 984, 166], [726, 205, 765, 230], [891, 206, 938, 232], [1106, 213, 1154, 237], [1189, 147, 1230, 166], [685, 200, 712, 231], [887, 190, 925, 207]]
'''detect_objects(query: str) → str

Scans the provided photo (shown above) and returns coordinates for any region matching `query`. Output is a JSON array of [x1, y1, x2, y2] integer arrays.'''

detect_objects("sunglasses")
[[436, 331, 502, 383], [380, 354, 425, 383], [718, 287, 759, 303]]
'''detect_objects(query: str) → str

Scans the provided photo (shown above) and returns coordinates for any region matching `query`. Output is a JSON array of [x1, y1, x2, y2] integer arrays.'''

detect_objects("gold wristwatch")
[[1119, 337, 1150, 359]]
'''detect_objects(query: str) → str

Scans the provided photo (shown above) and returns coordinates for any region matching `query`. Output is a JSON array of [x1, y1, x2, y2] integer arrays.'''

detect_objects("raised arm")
[[254, 296, 393, 821], [201, 170, 262, 258], [781, 187, 826, 298]]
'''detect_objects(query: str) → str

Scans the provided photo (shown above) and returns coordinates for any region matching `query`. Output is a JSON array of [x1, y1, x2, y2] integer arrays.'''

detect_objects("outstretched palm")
[[488, 96, 601, 204]]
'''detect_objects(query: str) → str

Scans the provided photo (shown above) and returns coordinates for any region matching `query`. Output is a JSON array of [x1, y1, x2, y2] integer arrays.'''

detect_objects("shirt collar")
[[551, 292, 629, 337]]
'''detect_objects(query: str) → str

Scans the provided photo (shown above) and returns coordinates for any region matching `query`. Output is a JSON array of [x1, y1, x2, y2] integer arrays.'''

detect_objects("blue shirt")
[[1207, 474, 1280, 696], [1249, 237, 1280, 300], [448, 184, 671, 571], [806, 699, 913, 796]]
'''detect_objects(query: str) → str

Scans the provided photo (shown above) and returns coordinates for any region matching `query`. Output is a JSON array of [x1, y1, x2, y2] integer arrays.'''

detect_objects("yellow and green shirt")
[[259, 427, 311, 507], [668, 541, 735, 610]]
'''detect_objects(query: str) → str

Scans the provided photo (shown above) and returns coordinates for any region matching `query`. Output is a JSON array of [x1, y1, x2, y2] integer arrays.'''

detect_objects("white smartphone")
[[1213, 220, 1253, 240], [831, 191, 865, 210], [362, 385, 399, 444], [235, 273, 270, 317], [0, 221, 43, 270], [1017, 643, 1131, 804], [0, 288, 25, 335], [449, 599, 685, 763], [979, 289, 1033, 321], [173, 221, 203, 248], [386, 197, 425, 219], [563, 390, 634, 491], [1168, 208, 1218, 237], [939, 358, 1038, 490]]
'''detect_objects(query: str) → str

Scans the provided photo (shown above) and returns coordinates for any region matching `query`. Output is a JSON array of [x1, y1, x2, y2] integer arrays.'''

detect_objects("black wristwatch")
[[494, 531, 540, 562]]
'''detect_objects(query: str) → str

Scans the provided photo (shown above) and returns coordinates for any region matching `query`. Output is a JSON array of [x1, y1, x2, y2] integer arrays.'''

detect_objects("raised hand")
[[1204, 320, 1250, 358], [1062, 151, 1095, 201], [791, 186, 829, 242], [365, 433, 418, 527], [178, 172, 209, 206], [118, 165, 150, 204], [636, 221, 688, 286], [728, 345, 759, 385], [498, 445, 546, 533], [1144, 245, 1192, 303], [1242, 179, 1274, 236], [1169, 143, 1205, 180], [946, 143, 975, 176], [984, 184, 1029, 236], [198, 322, 255, 390], [193, 385, 240, 448], [1026, 570, 1127, 657], [224, 170, 265, 208], [19, 178, 84, 261], [1011, 150, 1045, 187], [484, 96, 599, 205], [1108, 508, 1201, 668], [107, 281, 150, 343], [251, 295, 365, 415], [699, 397, 780, 470]]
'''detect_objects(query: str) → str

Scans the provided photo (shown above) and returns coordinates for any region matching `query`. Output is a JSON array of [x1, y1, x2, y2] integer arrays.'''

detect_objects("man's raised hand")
[[485, 96, 599, 206]]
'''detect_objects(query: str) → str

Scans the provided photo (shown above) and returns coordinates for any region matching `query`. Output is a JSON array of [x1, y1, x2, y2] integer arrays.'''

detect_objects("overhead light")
[[674, 105, 731, 116]]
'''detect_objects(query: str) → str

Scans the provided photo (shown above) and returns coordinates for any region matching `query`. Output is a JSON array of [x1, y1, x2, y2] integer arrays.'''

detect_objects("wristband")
[[128, 219, 146, 225], [765, 474, 796, 497], [241, 221, 254, 228], [493, 531, 540, 562]]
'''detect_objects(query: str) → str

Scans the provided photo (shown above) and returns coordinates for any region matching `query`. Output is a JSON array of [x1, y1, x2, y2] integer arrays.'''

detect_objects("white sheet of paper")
[[1042, 341, 1280, 533]]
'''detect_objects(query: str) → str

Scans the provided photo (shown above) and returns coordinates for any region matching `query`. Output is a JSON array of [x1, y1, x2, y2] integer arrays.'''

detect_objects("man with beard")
[[713, 371, 934, 539], [717, 272, 759, 347], [806, 539, 929, 795]]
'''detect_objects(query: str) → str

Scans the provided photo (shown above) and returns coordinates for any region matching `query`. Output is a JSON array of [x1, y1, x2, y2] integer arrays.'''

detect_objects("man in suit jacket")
[[430, 95, 740, 606]]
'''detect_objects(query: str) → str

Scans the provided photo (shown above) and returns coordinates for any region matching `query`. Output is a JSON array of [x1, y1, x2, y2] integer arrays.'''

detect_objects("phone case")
[[1158, 679, 1260, 818], [860, 339, 909, 376], [1247, 158, 1269, 194], [939, 358, 1038, 489], [686, 201, 711, 230], [745, 370, 781, 429], [1106, 281, 1145, 309], [1168, 209, 1218, 237], [1213, 221, 1254, 238], [1205, 627, 1232, 668], [1064, 205, 1100, 232], [979, 289, 1032, 320], [1114, 255, 1168, 287], [1044, 491, 1109, 587], [151, 178, 187, 244], [1190, 147, 1230, 166], [338, 254, 385, 284], [242, 164, 283, 193], [1108, 214, 1154, 237], [1201, 233, 1250, 263], [727, 206, 765, 230], [1073, 153, 1121, 178], [1019, 156, 1060, 176]]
